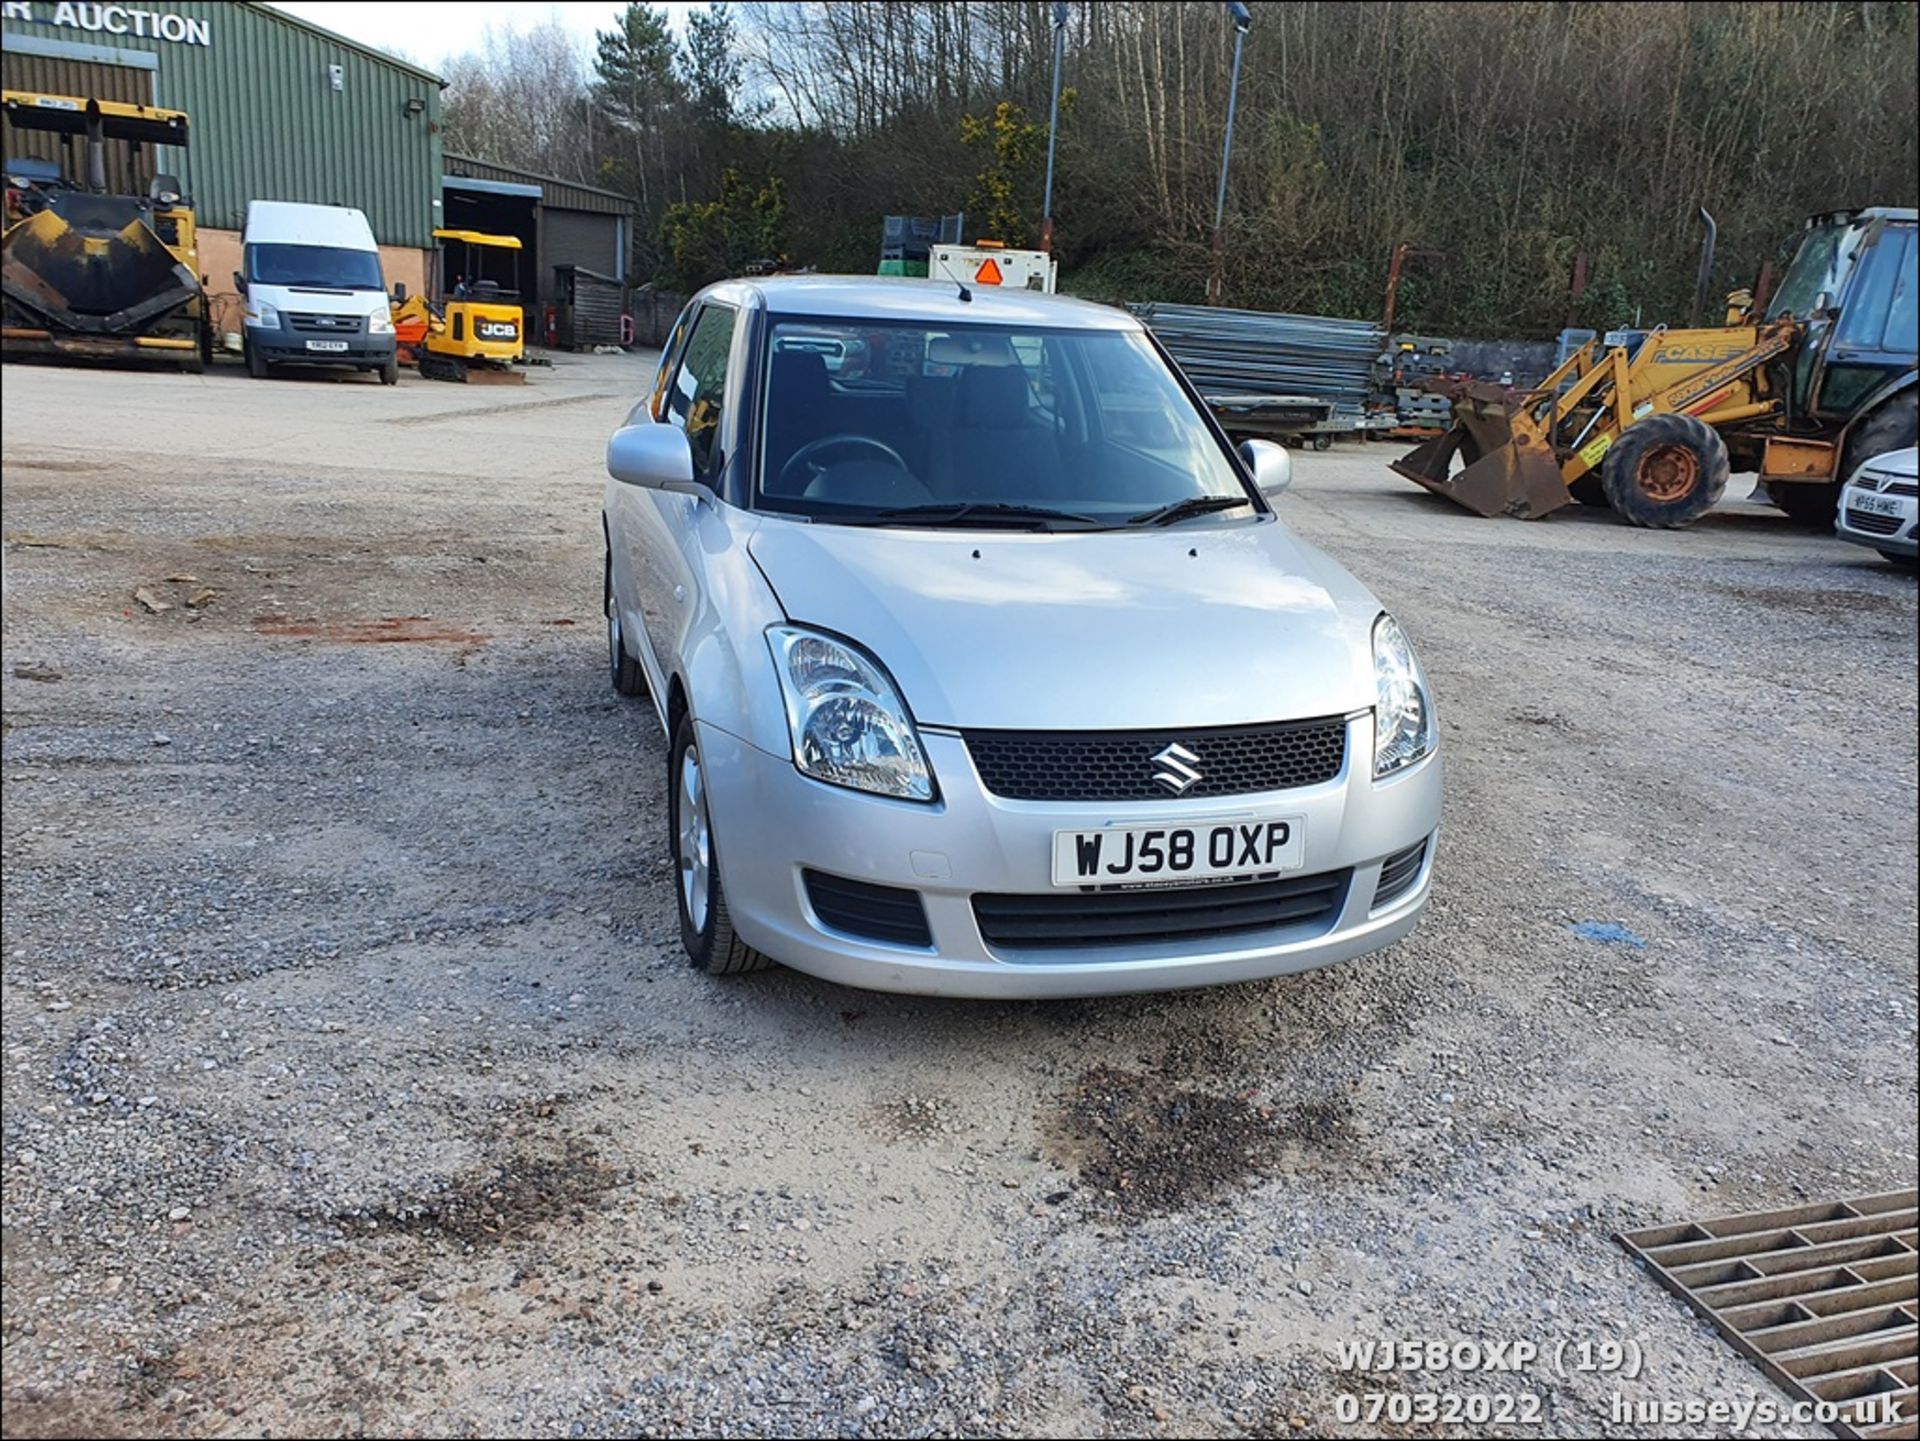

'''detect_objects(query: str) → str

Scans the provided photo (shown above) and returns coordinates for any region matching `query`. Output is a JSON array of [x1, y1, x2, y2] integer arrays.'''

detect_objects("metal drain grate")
[[1618, 1190, 1917, 1440]]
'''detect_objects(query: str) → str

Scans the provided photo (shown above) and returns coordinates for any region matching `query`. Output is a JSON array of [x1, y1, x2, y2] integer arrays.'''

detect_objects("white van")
[[239, 201, 397, 384]]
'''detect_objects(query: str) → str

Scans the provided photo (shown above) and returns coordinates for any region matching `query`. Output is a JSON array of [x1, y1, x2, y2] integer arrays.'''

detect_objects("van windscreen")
[[248, 243, 383, 291]]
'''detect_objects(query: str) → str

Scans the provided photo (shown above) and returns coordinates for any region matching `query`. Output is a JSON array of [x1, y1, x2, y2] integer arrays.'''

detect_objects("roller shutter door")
[[541, 208, 619, 301]]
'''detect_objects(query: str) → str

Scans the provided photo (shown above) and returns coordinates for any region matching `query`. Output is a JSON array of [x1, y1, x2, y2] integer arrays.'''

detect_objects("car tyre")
[[669, 713, 772, 976], [246, 339, 270, 380], [606, 554, 648, 697], [380, 357, 399, 386], [1878, 549, 1917, 572], [1601, 412, 1729, 527]]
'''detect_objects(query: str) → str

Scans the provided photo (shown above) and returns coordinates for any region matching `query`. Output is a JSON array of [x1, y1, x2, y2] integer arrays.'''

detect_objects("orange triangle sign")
[[975, 257, 1004, 285]]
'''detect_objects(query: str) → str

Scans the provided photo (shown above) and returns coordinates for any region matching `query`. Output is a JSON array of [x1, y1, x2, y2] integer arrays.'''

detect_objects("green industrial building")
[[1, 1, 444, 305], [2, 2, 635, 331]]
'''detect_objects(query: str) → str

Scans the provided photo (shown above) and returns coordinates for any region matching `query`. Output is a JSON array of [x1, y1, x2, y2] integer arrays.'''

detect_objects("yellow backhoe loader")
[[1, 91, 209, 369], [1393, 208, 1917, 528]]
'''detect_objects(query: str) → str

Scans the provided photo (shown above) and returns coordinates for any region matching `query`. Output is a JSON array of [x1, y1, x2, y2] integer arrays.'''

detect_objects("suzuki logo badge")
[[1151, 742, 1203, 795]]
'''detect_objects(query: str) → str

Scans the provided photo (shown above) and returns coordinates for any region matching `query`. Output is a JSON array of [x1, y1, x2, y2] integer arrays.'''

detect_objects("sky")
[[267, 2, 697, 71]]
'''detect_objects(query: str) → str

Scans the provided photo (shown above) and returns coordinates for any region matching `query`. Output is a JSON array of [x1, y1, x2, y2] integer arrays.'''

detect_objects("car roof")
[[707, 274, 1142, 331]]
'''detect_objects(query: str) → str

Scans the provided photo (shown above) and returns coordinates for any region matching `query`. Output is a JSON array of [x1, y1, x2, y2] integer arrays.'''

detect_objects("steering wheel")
[[777, 434, 910, 494]]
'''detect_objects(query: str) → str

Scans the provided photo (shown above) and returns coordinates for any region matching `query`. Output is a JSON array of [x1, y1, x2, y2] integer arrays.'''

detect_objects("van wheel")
[[380, 357, 399, 386], [1601, 413, 1729, 527], [669, 713, 772, 976], [246, 340, 270, 380]]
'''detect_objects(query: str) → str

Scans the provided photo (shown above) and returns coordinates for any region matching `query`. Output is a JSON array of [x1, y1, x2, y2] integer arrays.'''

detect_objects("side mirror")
[[391, 282, 407, 303], [1239, 438, 1292, 498], [232, 270, 247, 296], [607, 423, 705, 495]]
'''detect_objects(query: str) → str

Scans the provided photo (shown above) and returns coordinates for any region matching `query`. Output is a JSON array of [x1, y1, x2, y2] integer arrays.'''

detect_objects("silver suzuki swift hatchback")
[[603, 276, 1441, 998]]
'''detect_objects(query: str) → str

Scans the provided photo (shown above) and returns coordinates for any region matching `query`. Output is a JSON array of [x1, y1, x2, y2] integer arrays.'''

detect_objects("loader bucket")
[[2, 201, 198, 336], [1389, 379, 1572, 520]]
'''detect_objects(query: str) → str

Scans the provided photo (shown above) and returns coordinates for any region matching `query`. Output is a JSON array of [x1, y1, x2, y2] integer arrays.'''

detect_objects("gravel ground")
[[2, 351, 1915, 1439]]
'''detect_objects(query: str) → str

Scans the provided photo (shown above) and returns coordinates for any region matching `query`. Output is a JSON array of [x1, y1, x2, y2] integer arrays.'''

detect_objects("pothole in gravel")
[[329, 1138, 622, 1247], [867, 1093, 962, 1142], [1044, 1066, 1352, 1218]]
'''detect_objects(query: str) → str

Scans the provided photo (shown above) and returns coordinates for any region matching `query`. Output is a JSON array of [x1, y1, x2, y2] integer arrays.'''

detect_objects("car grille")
[[803, 871, 932, 948], [1856, 470, 1918, 497], [288, 312, 362, 334], [962, 717, 1348, 802], [1845, 506, 1904, 536], [972, 868, 1350, 951], [1372, 837, 1429, 908]]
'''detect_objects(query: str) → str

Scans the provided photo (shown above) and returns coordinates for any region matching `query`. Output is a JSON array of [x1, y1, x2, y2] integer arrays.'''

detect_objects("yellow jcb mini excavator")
[[389, 228, 526, 384], [1, 91, 210, 369], [1393, 208, 1917, 529]]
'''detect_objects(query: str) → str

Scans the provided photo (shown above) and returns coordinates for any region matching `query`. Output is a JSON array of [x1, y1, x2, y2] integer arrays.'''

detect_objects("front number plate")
[[1052, 817, 1306, 887], [305, 339, 350, 353], [1854, 492, 1903, 516]]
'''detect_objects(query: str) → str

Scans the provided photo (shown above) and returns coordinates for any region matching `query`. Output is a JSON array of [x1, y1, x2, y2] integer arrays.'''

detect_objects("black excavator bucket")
[[1389, 379, 1573, 520]]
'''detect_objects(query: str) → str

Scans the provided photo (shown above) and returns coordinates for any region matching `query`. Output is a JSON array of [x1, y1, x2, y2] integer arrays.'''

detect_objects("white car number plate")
[[1052, 816, 1305, 887], [305, 339, 350, 353], [1854, 492, 1903, 516]]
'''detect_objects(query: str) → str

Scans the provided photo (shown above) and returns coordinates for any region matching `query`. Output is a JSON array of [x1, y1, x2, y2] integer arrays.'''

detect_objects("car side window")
[[649, 304, 695, 421], [664, 303, 737, 479]]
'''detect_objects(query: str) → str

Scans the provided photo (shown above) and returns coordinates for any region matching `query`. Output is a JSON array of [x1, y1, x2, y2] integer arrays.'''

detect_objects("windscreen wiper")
[[841, 501, 1105, 530], [1123, 495, 1252, 527]]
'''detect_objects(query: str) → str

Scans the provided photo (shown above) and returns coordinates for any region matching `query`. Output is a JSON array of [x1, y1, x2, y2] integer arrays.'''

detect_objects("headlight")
[[248, 301, 279, 328], [368, 306, 394, 335], [1372, 612, 1434, 777], [767, 626, 934, 801]]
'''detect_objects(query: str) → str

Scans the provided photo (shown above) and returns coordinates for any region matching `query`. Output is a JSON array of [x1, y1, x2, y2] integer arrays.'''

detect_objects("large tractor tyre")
[[1569, 473, 1610, 508], [1600, 413, 1730, 528], [668, 713, 773, 976]]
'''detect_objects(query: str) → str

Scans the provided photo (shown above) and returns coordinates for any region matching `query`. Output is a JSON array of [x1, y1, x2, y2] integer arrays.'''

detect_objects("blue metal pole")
[[1041, 3, 1068, 252], [1214, 25, 1246, 234]]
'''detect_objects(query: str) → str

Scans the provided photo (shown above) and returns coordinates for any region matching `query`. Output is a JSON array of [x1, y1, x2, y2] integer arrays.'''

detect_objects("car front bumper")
[[697, 714, 1442, 998], [1836, 482, 1918, 557]]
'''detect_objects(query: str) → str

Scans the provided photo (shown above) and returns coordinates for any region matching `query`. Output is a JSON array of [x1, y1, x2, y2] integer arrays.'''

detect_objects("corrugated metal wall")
[[1, 54, 156, 196], [0, 2, 441, 246], [446, 154, 629, 216]]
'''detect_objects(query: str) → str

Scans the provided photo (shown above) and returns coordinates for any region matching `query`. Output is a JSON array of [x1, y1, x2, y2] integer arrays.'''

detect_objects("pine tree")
[[592, 3, 683, 210], [680, 4, 744, 129]]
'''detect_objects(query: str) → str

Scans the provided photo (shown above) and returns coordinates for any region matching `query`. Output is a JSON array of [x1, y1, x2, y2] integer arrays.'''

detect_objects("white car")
[[1836, 445, 1917, 567], [603, 276, 1442, 997]]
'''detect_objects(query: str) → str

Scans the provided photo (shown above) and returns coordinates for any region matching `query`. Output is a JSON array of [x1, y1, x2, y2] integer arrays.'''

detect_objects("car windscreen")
[[755, 317, 1253, 527], [247, 242, 383, 291]]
